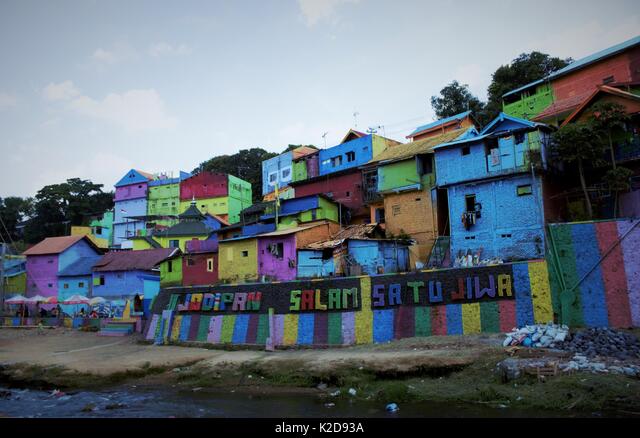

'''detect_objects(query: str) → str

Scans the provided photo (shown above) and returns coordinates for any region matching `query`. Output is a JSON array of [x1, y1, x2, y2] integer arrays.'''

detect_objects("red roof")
[[22, 235, 100, 256], [93, 248, 179, 272], [560, 85, 640, 126], [533, 92, 592, 122]]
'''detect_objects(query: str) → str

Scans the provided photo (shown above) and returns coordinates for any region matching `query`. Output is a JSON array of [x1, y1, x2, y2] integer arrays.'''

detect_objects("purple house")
[[258, 232, 297, 281], [23, 235, 102, 303]]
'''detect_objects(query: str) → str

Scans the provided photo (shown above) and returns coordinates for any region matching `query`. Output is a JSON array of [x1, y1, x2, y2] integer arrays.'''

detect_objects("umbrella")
[[26, 295, 49, 303], [89, 297, 106, 305], [5, 295, 27, 304], [45, 296, 58, 304], [62, 295, 90, 304]]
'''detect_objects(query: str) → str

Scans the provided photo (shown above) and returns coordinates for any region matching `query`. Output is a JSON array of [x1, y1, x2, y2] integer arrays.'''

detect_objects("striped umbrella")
[[6, 295, 27, 304]]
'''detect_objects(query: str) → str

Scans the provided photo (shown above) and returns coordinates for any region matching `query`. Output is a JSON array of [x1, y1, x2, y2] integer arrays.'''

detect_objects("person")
[[56, 305, 62, 319], [51, 307, 58, 318], [89, 309, 98, 318], [40, 306, 47, 318], [23, 306, 29, 318], [78, 307, 86, 318]]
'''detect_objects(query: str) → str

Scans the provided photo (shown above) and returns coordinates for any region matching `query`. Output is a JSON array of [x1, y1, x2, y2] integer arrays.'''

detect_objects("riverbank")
[[1, 328, 639, 415]]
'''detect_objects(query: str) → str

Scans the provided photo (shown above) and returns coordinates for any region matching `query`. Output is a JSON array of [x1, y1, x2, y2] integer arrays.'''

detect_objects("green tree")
[[0, 196, 34, 243], [590, 101, 630, 170], [487, 52, 571, 119], [552, 123, 607, 219], [23, 178, 113, 243], [431, 80, 487, 125], [194, 148, 278, 203], [604, 167, 633, 218]]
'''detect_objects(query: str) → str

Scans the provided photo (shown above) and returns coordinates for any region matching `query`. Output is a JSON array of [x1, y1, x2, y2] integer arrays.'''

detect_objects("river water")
[[0, 385, 612, 418]]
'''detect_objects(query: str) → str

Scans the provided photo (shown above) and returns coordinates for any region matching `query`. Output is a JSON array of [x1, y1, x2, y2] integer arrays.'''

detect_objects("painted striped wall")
[[146, 260, 560, 347], [547, 219, 639, 328]]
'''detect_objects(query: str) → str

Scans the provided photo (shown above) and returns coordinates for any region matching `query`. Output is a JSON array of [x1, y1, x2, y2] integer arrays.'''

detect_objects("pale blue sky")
[[1, 0, 638, 197]]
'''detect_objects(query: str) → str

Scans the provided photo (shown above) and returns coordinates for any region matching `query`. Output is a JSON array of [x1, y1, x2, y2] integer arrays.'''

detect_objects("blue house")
[[261, 147, 318, 197], [433, 113, 553, 264], [92, 248, 179, 316], [57, 255, 102, 314], [318, 134, 399, 177]]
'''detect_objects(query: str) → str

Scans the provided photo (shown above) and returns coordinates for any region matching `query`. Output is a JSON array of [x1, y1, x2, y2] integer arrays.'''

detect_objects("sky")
[[0, 0, 638, 198]]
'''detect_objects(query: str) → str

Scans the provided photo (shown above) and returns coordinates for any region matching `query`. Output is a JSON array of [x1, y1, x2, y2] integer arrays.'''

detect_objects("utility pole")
[[0, 243, 6, 313]]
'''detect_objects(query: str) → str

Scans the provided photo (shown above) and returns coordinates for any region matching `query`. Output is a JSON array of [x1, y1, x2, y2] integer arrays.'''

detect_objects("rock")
[[348, 388, 357, 396], [330, 390, 341, 397], [105, 403, 126, 410], [497, 358, 521, 382], [81, 403, 96, 412], [317, 383, 328, 390], [324, 403, 335, 408]]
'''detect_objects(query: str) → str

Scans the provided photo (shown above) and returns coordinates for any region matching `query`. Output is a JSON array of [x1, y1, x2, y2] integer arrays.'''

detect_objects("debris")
[[192, 387, 203, 392], [348, 388, 357, 396], [50, 389, 66, 398], [317, 383, 328, 390], [502, 323, 570, 349], [81, 403, 96, 412], [105, 403, 126, 410], [324, 403, 335, 408], [330, 390, 341, 397], [386, 403, 399, 412]]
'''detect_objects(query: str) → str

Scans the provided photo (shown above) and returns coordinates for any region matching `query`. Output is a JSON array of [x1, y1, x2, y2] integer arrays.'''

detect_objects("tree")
[[551, 123, 608, 219], [0, 196, 33, 243], [486, 52, 571, 119], [431, 81, 487, 124], [604, 167, 633, 218], [590, 101, 630, 170], [23, 178, 113, 243], [194, 148, 278, 203]]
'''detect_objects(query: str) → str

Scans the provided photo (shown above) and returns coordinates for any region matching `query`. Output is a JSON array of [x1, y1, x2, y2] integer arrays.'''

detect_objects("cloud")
[[42, 79, 177, 132], [297, 0, 361, 27], [0, 92, 18, 110], [89, 43, 138, 65], [68, 89, 177, 132], [43, 80, 80, 101], [149, 42, 193, 57]]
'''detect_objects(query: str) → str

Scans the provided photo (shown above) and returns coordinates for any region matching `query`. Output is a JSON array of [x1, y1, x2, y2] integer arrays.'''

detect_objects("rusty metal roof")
[[367, 128, 471, 164], [93, 248, 179, 272], [22, 235, 101, 256], [303, 223, 385, 249]]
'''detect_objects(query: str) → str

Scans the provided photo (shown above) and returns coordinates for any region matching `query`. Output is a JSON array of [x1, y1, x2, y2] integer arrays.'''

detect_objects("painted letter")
[[290, 290, 301, 311], [342, 288, 357, 309], [232, 292, 247, 311], [201, 293, 214, 311], [389, 284, 402, 306], [429, 281, 443, 303], [477, 275, 496, 299], [497, 274, 512, 297], [451, 278, 465, 301], [407, 281, 424, 304], [328, 289, 341, 310], [372, 284, 385, 307], [301, 290, 315, 310], [189, 293, 203, 311], [246, 292, 262, 311], [314, 289, 327, 311]]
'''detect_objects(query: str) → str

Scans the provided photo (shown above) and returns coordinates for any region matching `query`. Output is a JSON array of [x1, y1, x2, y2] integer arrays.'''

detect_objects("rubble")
[[559, 328, 640, 360], [503, 324, 570, 349]]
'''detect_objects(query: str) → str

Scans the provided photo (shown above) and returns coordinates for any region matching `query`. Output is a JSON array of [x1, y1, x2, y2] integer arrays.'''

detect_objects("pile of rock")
[[502, 324, 569, 348], [560, 354, 640, 376], [558, 327, 640, 360]]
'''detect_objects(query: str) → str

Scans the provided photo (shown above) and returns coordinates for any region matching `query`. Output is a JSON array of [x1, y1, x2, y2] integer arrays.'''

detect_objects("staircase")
[[427, 236, 451, 268], [98, 321, 136, 337]]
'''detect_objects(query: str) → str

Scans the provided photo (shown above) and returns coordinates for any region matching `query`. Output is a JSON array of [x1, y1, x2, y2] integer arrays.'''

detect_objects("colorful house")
[[89, 210, 114, 248], [2, 255, 26, 295], [23, 235, 102, 302], [502, 35, 640, 124], [261, 146, 318, 197], [113, 169, 154, 247], [182, 239, 219, 286], [406, 111, 477, 142], [218, 221, 340, 283], [92, 248, 179, 315], [147, 171, 192, 227], [298, 224, 409, 277], [318, 133, 400, 177], [433, 113, 553, 265], [151, 202, 228, 252], [57, 255, 102, 314], [179, 172, 252, 224], [259, 194, 341, 230]]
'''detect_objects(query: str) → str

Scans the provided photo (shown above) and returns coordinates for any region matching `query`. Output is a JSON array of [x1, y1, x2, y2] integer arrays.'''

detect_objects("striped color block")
[[480, 301, 500, 333], [232, 314, 249, 344], [273, 315, 285, 346], [528, 261, 554, 324], [341, 312, 355, 345], [394, 306, 414, 339], [461, 303, 481, 334], [431, 305, 447, 335], [445, 304, 462, 335], [513, 263, 535, 327], [414, 307, 431, 337], [283, 314, 299, 345], [297, 313, 315, 345], [188, 315, 200, 341], [179, 315, 191, 342], [373, 309, 394, 343], [197, 316, 211, 342], [355, 277, 373, 344], [207, 316, 223, 343], [328, 312, 342, 345], [313, 312, 328, 345], [145, 314, 159, 341], [617, 220, 640, 327], [220, 315, 236, 343]]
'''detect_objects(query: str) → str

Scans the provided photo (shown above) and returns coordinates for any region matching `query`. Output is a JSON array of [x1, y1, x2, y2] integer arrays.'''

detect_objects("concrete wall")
[[292, 172, 366, 216], [183, 253, 218, 286], [547, 219, 640, 328], [92, 270, 151, 299], [26, 254, 58, 298], [218, 239, 259, 283], [297, 250, 335, 278], [180, 172, 228, 200], [114, 183, 148, 202], [147, 182, 180, 216], [145, 260, 558, 346], [262, 152, 293, 196], [347, 240, 409, 275], [448, 174, 545, 262]]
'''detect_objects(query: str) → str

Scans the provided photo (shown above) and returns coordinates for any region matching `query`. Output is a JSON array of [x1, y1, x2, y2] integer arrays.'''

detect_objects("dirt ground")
[[0, 327, 502, 376]]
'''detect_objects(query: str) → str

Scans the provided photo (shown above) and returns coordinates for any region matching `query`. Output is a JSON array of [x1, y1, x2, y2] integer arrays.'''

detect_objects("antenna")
[[353, 111, 359, 128], [321, 132, 328, 148], [366, 126, 378, 135]]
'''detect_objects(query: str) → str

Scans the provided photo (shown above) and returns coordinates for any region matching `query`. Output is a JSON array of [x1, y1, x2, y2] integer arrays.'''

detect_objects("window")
[[345, 191, 351, 198], [501, 234, 513, 238], [346, 151, 356, 162], [64, 283, 69, 289], [515, 132, 525, 144], [517, 185, 533, 196], [241, 250, 249, 257], [331, 156, 343, 167], [462, 146, 470, 156], [99, 275, 105, 285], [415, 198, 422, 202], [48, 283, 53, 288], [281, 167, 291, 180], [117, 273, 123, 279], [207, 258, 214, 272], [170, 239, 180, 248], [269, 172, 278, 183], [375, 208, 385, 224], [186, 257, 195, 266], [465, 195, 476, 212], [78, 282, 84, 288], [602, 75, 615, 84], [392, 205, 401, 216], [95, 227, 102, 235], [47, 259, 54, 264], [167, 261, 173, 273]]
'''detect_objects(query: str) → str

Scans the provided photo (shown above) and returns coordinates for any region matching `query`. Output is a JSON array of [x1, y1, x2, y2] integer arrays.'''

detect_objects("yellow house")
[[71, 226, 109, 249], [218, 238, 258, 284]]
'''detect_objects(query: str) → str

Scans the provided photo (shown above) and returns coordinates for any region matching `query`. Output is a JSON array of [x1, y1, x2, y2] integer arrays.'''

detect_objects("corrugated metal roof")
[[22, 235, 99, 256], [291, 146, 319, 160], [368, 128, 472, 164], [560, 85, 640, 126], [503, 35, 640, 98], [58, 256, 102, 277], [407, 111, 472, 138], [219, 222, 327, 243], [93, 248, 178, 272], [302, 223, 384, 249]]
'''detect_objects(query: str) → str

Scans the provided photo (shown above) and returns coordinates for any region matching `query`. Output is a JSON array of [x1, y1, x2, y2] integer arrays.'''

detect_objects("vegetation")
[[430, 81, 487, 125]]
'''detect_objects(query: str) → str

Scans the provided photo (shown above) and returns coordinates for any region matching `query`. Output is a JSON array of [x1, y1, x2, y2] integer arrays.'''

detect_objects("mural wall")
[[145, 260, 560, 346]]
